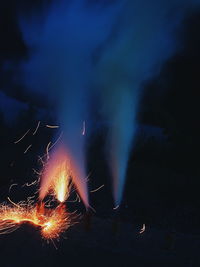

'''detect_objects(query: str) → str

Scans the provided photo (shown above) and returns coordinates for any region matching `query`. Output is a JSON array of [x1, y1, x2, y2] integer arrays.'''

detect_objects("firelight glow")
[[0, 147, 78, 240], [0, 202, 71, 239], [39, 147, 72, 203], [39, 145, 89, 208]]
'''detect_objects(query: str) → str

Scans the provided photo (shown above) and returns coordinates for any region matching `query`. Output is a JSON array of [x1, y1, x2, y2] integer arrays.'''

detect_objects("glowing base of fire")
[[0, 202, 72, 239]]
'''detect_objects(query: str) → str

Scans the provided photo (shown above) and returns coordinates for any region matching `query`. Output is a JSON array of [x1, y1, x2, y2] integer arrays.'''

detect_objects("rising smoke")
[[18, 0, 200, 207]]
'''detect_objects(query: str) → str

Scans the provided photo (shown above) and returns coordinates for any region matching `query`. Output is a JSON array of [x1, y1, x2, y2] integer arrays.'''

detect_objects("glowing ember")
[[0, 202, 71, 239]]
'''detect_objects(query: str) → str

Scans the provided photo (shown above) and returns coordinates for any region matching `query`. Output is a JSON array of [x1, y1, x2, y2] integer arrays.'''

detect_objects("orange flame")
[[50, 160, 71, 203], [39, 147, 71, 203], [39, 146, 89, 208]]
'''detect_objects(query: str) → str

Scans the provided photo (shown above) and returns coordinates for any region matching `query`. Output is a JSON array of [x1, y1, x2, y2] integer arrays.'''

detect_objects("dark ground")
[[0, 156, 199, 267], [0, 214, 200, 267], [0, 114, 199, 267]]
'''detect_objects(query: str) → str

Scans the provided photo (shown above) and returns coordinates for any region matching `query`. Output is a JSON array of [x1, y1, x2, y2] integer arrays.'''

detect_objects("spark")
[[38, 156, 45, 165], [139, 224, 146, 234], [82, 121, 86, 136], [90, 184, 104, 193], [49, 132, 63, 151], [76, 194, 81, 203], [27, 196, 36, 202], [46, 125, 59, 129], [67, 195, 79, 203], [113, 205, 119, 210], [14, 129, 30, 144], [24, 144, 32, 154], [7, 197, 20, 208], [9, 183, 18, 194], [22, 180, 38, 187], [39, 132, 63, 162], [46, 142, 51, 160], [33, 121, 41, 135], [51, 238, 58, 250], [32, 168, 41, 175]]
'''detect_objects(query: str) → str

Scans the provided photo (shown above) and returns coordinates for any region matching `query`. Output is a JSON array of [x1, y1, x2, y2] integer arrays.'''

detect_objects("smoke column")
[[95, 0, 200, 206], [18, 0, 200, 208], [19, 0, 123, 208]]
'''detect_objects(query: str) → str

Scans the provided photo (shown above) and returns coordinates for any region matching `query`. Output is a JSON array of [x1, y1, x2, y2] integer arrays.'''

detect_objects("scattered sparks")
[[33, 121, 41, 135], [14, 129, 30, 144], [24, 144, 32, 154], [40, 204, 71, 239], [0, 143, 83, 241], [0, 202, 72, 239], [139, 223, 146, 234]]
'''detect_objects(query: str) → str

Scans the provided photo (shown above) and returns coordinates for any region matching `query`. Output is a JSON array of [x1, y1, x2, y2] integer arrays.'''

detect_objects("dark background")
[[0, 1, 200, 266]]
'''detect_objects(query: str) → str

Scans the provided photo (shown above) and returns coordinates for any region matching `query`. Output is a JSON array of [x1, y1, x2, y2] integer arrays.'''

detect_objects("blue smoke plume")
[[94, 0, 194, 206], [94, 0, 200, 206], [18, 0, 200, 207], [19, 0, 123, 207]]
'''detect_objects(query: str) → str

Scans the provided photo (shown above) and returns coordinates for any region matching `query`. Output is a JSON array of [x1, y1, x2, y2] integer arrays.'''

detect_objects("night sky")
[[0, 1, 200, 266]]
